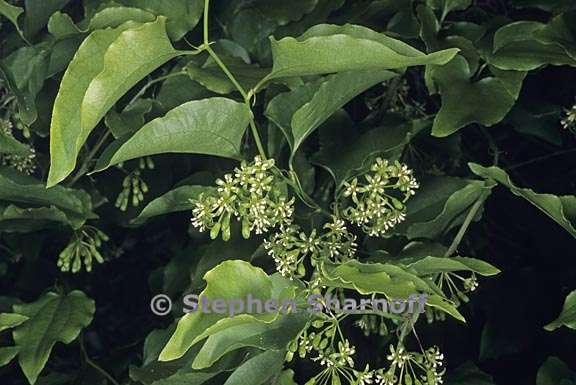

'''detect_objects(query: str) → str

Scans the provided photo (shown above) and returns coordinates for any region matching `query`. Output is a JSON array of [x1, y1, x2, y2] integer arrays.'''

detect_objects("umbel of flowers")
[[191, 156, 295, 240]]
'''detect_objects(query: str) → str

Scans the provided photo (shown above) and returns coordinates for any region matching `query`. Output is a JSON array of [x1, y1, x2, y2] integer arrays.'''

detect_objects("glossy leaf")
[[93, 98, 251, 172], [159, 260, 293, 361], [0, 132, 30, 155], [48, 17, 180, 187], [0, 0, 23, 34], [536, 357, 576, 385], [0, 313, 29, 333], [266, 24, 459, 80]]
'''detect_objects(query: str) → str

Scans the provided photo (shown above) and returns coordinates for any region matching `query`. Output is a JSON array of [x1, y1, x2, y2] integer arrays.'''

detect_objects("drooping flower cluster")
[[561, 103, 576, 133], [0, 119, 36, 175], [264, 216, 357, 279], [115, 157, 154, 211], [191, 156, 294, 241], [426, 272, 479, 323], [342, 158, 419, 237], [57, 226, 109, 273]]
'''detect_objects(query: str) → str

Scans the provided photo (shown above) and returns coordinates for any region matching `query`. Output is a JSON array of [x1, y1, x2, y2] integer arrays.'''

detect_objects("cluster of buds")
[[0, 119, 36, 175], [115, 157, 154, 211], [561, 104, 576, 134], [57, 226, 109, 273], [191, 156, 294, 241], [342, 158, 419, 237], [264, 216, 357, 279]]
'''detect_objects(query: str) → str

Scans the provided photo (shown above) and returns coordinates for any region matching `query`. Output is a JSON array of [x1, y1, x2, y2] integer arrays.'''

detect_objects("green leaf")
[[192, 312, 308, 370], [0, 313, 29, 333], [223, 350, 285, 385], [488, 21, 576, 71], [469, 163, 576, 238], [159, 261, 291, 361], [185, 59, 269, 95], [0, 0, 23, 34], [93, 98, 251, 172], [118, 0, 204, 40], [23, 0, 70, 39], [0, 204, 71, 233], [151, 372, 219, 385], [0, 131, 30, 155], [426, 0, 472, 20], [314, 114, 420, 186], [48, 17, 180, 187], [266, 70, 397, 154], [266, 24, 459, 80], [0, 167, 94, 229], [407, 180, 494, 240], [132, 185, 216, 225], [535, 11, 576, 61], [321, 260, 465, 321], [430, 55, 526, 137], [545, 290, 576, 331], [405, 256, 501, 276], [537, 357, 576, 385], [105, 98, 155, 139], [9, 291, 95, 384], [0, 346, 19, 367]]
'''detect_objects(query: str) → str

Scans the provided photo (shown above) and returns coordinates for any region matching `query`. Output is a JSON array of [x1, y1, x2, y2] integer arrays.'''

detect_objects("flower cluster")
[[264, 216, 357, 279], [191, 156, 294, 241], [369, 345, 445, 385], [115, 157, 154, 211], [57, 226, 109, 273], [342, 158, 419, 237], [561, 103, 576, 133], [0, 119, 36, 175]]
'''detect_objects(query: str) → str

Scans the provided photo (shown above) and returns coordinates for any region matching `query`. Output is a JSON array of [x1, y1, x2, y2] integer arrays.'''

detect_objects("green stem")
[[67, 131, 111, 186], [127, 71, 185, 107], [80, 334, 120, 385], [444, 193, 487, 257], [203, 0, 267, 159]]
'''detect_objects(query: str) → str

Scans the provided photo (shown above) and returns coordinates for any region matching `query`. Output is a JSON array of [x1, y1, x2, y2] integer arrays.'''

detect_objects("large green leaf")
[[223, 350, 285, 385], [407, 179, 494, 239], [0, 167, 94, 229], [0, 204, 71, 233], [118, 0, 204, 40], [431, 55, 526, 137], [404, 256, 501, 276], [48, 17, 180, 187], [321, 260, 465, 321], [159, 260, 294, 361], [488, 21, 576, 71], [132, 185, 216, 225], [5, 291, 95, 384], [470, 164, 576, 238], [192, 312, 307, 370], [266, 24, 459, 80], [93, 98, 251, 172], [266, 70, 397, 153], [0, 346, 19, 367], [544, 290, 576, 331], [314, 114, 422, 186]]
